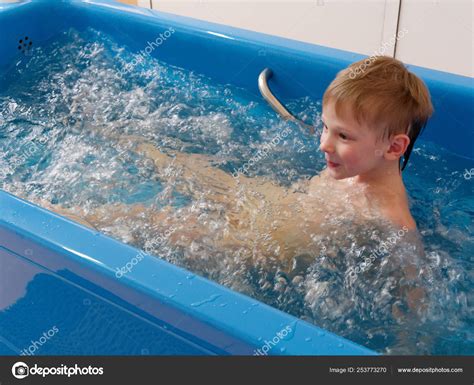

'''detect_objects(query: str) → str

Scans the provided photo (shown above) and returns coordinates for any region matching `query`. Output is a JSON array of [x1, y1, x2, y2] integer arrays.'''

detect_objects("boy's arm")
[[134, 139, 294, 207], [135, 141, 238, 204]]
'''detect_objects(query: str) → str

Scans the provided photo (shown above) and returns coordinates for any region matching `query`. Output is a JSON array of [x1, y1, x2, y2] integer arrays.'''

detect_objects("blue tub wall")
[[0, 0, 472, 356], [0, 246, 215, 355], [0, 0, 84, 74]]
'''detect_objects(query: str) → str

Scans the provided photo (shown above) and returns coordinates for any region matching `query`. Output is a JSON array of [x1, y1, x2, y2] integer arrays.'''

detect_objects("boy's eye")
[[339, 133, 349, 140]]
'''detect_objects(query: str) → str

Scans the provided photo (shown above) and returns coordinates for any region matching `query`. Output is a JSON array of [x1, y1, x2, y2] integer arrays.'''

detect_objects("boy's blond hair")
[[322, 56, 434, 170]]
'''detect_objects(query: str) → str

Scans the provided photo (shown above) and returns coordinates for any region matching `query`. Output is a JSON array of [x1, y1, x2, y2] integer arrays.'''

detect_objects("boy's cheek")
[[339, 149, 361, 168], [342, 153, 370, 175], [347, 146, 376, 166]]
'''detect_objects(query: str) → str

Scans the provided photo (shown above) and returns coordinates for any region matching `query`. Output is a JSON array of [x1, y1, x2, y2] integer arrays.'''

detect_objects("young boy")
[[44, 56, 433, 263], [316, 55, 433, 230]]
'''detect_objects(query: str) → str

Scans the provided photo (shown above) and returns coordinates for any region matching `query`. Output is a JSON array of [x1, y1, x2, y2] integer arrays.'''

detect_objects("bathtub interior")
[[0, 0, 385, 356], [0, 0, 473, 356]]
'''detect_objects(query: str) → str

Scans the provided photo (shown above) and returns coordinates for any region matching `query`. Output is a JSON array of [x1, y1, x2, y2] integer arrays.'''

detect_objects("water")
[[0, 28, 472, 354]]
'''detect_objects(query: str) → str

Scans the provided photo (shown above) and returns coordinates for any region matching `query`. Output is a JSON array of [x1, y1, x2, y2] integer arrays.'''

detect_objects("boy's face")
[[319, 100, 386, 180]]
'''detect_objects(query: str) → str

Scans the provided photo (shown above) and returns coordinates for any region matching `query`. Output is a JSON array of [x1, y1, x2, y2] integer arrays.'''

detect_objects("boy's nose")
[[319, 136, 334, 153]]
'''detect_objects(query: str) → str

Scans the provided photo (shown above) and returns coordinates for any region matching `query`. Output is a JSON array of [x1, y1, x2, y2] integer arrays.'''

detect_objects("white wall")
[[137, 0, 152, 7], [396, 0, 473, 77], [144, 0, 473, 78], [148, 1, 400, 57]]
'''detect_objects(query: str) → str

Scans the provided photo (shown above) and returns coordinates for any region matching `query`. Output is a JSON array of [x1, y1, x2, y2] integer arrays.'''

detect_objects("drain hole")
[[18, 36, 33, 55]]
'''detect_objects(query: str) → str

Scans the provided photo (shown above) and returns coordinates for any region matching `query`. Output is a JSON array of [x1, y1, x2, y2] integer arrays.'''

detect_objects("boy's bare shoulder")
[[361, 181, 417, 231], [379, 189, 417, 230], [379, 203, 417, 230]]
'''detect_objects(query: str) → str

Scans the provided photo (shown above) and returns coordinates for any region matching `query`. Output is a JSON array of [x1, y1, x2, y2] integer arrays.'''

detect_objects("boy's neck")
[[352, 161, 417, 229], [353, 161, 405, 195]]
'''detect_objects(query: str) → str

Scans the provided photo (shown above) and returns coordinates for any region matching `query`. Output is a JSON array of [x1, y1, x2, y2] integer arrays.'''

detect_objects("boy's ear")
[[386, 134, 410, 160]]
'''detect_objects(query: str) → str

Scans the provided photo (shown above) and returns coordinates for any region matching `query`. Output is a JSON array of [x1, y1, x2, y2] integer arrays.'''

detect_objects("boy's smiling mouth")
[[325, 156, 340, 168]]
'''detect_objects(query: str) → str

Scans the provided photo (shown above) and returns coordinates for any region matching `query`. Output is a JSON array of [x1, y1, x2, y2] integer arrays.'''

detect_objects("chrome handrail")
[[258, 68, 315, 134]]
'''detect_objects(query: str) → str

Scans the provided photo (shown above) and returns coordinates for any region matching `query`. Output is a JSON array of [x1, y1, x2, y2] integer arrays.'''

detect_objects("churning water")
[[0, 28, 472, 354]]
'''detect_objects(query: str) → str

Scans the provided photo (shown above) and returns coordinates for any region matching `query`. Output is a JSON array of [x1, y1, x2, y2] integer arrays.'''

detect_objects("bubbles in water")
[[0, 27, 472, 355]]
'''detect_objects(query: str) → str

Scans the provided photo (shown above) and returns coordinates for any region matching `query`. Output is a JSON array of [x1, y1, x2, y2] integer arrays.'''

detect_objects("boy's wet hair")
[[323, 56, 434, 171]]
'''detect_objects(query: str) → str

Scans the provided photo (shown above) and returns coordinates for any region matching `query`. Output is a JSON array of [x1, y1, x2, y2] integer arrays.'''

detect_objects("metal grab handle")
[[258, 68, 315, 135]]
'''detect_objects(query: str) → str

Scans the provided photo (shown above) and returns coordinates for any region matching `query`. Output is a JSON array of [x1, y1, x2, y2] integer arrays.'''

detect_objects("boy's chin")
[[326, 166, 349, 180], [327, 167, 364, 181]]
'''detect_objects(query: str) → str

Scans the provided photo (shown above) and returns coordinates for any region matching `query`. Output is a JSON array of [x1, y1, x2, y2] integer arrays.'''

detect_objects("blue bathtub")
[[0, 0, 472, 356]]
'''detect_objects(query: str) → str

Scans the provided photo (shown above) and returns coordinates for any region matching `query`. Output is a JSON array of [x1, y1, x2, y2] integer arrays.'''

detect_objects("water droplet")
[[190, 294, 221, 307], [305, 337, 312, 342]]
